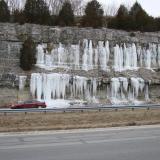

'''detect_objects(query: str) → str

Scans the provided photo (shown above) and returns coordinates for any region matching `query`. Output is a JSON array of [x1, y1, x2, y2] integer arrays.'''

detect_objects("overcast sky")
[[94, 0, 159, 17]]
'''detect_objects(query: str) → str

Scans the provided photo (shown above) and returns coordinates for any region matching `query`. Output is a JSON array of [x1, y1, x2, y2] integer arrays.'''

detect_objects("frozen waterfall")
[[36, 40, 110, 71], [30, 73, 98, 103], [30, 73, 149, 106], [36, 41, 160, 71], [114, 44, 138, 71], [111, 77, 148, 104]]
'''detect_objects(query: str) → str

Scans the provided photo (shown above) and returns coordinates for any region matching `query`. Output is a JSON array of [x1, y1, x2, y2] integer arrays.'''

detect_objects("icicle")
[[114, 45, 123, 71], [131, 43, 137, 69], [145, 50, 151, 69], [36, 44, 45, 64], [19, 76, 27, 90], [111, 78, 121, 100], [94, 48, 98, 68], [158, 45, 160, 67], [82, 39, 88, 71], [88, 40, 93, 70]]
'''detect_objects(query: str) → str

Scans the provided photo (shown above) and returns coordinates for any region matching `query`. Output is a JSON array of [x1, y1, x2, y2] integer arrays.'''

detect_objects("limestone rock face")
[[0, 23, 160, 106]]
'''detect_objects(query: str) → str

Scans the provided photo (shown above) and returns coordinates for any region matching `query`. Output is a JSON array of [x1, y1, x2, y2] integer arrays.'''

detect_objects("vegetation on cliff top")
[[0, 0, 160, 32]]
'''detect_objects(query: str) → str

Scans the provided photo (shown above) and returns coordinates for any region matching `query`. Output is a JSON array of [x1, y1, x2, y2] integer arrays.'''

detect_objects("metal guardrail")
[[0, 104, 160, 114]]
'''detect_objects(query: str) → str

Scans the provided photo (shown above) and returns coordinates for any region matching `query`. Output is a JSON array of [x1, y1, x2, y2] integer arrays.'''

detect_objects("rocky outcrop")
[[0, 23, 160, 105]]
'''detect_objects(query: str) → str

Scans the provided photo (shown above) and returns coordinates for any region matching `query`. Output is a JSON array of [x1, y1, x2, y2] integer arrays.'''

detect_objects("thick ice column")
[[72, 76, 87, 98], [105, 41, 110, 66], [131, 43, 137, 69], [111, 78, 121, 100], [158, 45, 160, 67], [114, 45, 119, 71], [98, 41, 106, 70], [137, 46, 143, 67], [71, 44, 80, 69], [145, 82, 149, 101], [114, 45, 123, 71], [45, 54, 53, 67], [130, 78, 140, 100], [30, 73, 39, 98], [57, 43, 65, 66], [88, 40, 93, 70], [19, 76, 27, 90], [130, 77, 145, 100], [92, 78, 97, 96], [119, 77, 128, 99], [145, 50, 151, 69], [124, 44, 128, 69], [149, 44, 158, 68], [94, 48, 98, 68], [36, 74, 43, 101], [82, 39, 88, 71], [36, 44, 45, 64]]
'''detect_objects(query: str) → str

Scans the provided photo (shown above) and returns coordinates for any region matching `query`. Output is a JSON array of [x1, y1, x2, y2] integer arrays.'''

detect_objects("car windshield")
[[18, 100, 41, 104]]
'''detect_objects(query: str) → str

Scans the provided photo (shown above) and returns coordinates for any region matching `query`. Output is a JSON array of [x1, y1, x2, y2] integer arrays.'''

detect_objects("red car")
[[10, 100, 46, 109]]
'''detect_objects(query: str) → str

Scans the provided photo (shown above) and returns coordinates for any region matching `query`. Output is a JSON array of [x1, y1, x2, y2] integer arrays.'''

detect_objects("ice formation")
[[36, 39, 110, 71], [30, 73, 98, 102], [110, 77, 149, 103], [19, 76, 27, 90], [32, 40, 159, 107], [30, 73, 149, 106], [36, 40, 160, 71]]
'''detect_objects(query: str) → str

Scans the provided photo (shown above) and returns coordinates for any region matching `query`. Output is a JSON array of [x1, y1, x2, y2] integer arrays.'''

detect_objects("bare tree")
[[104, 2, 118, 17], [5, 0, 22, 12], [47, 0, 86, 15]]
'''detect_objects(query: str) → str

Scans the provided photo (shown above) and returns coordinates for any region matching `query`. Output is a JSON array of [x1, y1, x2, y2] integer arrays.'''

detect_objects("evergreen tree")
[[108, 2, 158, 32], [155, 18, 160, 31], [24, 0, 50, 25], [129, 2, 150, 31], [108, 5, 131, 30], [12, 9, 25, 25], [20, 37, 36, 71], [57, 1, 74, 26], [116, 5, 130, 30], [81, 0, 104, 28], [0, 0, 10, 22]]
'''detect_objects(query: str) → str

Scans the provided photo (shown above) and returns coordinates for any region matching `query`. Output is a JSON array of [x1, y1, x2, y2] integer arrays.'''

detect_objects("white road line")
[[0, 125, 160, 137]]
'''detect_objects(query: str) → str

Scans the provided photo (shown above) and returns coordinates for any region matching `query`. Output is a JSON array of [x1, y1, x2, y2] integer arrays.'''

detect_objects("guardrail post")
[[25, 112, 27, 115], [132, 108, 134, 111], [115, 108, 118, 112], [147, 107, 150, 110], [4, 112, 7, 116]]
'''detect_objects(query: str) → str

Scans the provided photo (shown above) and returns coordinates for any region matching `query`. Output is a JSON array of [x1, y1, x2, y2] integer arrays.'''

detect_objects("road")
[[0, 125, 160, 160]]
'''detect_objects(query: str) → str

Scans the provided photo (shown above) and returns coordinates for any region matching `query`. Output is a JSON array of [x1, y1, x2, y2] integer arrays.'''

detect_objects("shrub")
[[81, 0, 104, 28], [57, 1, 74, 26], [20, 37, 36, 71], [0, 0, 10, 22], [24, 0, 51, 25]]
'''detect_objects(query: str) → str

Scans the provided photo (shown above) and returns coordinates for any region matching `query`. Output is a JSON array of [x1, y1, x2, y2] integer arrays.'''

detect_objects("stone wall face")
[[0, 23, 160, 106], [0, 23, 160, 73]]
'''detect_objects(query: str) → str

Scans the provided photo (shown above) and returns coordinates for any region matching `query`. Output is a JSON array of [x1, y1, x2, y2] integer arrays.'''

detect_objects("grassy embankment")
[[0, 109, 160, 132]]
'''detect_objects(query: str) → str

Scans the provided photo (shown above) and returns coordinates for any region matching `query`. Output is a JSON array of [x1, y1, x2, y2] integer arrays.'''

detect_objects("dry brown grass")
[[0, 109, 160, 132]]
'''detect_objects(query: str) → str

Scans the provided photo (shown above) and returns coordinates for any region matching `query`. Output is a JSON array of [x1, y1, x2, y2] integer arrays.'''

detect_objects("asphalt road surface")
[[0, 125, 160, 160]]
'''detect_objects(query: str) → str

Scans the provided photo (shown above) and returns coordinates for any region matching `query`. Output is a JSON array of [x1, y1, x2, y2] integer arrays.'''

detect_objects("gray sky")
[[94, 0, 159, 17]]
